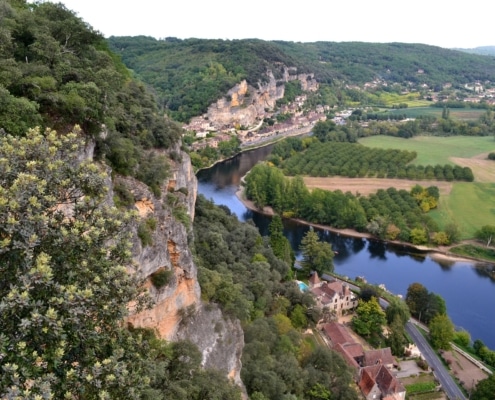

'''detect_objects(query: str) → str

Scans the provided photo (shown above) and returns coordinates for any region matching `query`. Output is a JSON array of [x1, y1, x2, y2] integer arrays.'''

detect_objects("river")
[[197, 145, 495, 349]]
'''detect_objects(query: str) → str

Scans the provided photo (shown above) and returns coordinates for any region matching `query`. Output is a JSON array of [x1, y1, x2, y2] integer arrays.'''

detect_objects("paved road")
[[339, 277, 468, 400], [406, 321, 466, 400]]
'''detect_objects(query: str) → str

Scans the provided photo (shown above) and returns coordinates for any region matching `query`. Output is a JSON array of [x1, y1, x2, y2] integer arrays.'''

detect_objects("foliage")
[[150, 269, 173, 289], [429, 314, 454, 350], [0, 127, 150, 398], [351, 297, 386, 338], [108, 36, 495, 123], [470, 373, 495, 400], [472, 339, 495, 369], [387, 315, 408, 357], [405, 283, 446, 324], [405, 382, 437, 394], [449, 244, 495, 262], [474, 225, 495, 247], [0, 0, 181, 194], [277, 141, 473, 182], [385, 297, 411, 325], [453, 330, 471, 348], [299, 228, 335, 276], [137, 217, 157, 247], [193, 197, 360, 400], [269, 215, 295, 270], [139, 334, 242, 400], [245, 163, 442, 245]]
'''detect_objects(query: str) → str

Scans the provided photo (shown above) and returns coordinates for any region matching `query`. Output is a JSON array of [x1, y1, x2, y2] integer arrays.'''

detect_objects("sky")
[[58, 0, 493, 49]]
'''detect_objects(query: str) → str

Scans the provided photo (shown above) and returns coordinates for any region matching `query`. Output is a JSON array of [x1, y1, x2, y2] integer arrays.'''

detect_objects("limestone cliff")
[[205, 67, 318, 130], [120, 143, 244, 384]]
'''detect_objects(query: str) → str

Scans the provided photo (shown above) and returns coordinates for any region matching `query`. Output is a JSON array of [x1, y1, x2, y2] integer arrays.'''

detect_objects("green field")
[[359, 135, 495, 165], [429, 182, 495, 239], [386, 106, 486, 120], [359, 136, 495, 239]]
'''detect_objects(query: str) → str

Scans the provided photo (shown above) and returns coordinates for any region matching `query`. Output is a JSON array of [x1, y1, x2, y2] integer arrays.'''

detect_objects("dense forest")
[[108, 36, 495, 122], [0, 0, 182, 194]]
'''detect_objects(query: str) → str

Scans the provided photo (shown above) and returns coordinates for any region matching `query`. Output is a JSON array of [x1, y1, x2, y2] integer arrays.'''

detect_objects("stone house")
[[358, 364, 406, 400], [309, 272, 358, 315]]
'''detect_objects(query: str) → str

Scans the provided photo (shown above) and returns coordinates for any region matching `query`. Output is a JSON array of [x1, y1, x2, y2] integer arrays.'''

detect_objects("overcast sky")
[[59, 0, 492, 49]]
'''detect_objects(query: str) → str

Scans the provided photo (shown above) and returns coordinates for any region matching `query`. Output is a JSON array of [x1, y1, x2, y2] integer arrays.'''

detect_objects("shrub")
[[137, 217, 157, 247], [113, 182, 135, 208], [150, 269, 173, 289]]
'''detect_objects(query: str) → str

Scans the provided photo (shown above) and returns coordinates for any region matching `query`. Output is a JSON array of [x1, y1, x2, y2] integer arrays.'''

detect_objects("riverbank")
[[235, 186, 492, 266], [195, 126, 313, 174]]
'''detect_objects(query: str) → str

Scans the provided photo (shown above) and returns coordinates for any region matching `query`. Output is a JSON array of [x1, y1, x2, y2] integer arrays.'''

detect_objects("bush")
[[113, 182, 135, 207], [488, 152, 495, 160], [416, 358, 429, 371], [137, 217, 157, 247], [150, 269, 173, 289]]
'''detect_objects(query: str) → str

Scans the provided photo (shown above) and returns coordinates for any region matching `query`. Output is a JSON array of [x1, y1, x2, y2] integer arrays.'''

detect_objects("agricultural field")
[[387, 106, 486, 120], [358, 135, 495, 166], [309, 136, 495, 239]]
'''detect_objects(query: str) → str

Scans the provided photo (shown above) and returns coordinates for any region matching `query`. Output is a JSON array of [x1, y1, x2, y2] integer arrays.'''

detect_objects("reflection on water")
[[196, 145, 495, 349]]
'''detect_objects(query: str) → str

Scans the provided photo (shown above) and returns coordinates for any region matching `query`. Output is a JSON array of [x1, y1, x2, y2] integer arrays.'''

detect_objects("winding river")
[[197, 145, 495, 349]]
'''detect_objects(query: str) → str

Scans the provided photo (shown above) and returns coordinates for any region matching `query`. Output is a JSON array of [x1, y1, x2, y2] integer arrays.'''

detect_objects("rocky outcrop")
[[205, 67, 317, 130], [119, 143, 244, 385], [174, 304, 245, 388], [125, 145, 200, 339]]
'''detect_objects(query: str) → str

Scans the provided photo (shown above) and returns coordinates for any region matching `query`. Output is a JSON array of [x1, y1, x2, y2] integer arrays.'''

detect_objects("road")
[[405, 321, 466, 400], [339, 279, 467, 400]]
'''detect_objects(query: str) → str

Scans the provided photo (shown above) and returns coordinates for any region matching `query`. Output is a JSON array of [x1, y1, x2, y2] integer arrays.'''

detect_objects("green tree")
[[387, 315, 408, 357], [385, 297, 411, 326], [429, 314, 454, 350], [299, 228, 334, 276], [352, 297, 386, 337], [475, 225, 495, 247], [269, 215, 294, 268], [453, 330, 471, 348], [0, 127, 150, 398], [405, 282, 429, 321], [471, 373, 495, 400]]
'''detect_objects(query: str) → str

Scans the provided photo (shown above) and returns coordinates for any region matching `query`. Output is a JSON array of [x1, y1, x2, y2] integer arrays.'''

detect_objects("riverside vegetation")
[[2, 0, 495, 398]]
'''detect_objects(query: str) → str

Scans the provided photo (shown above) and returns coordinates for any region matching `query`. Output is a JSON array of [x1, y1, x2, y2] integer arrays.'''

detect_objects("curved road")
[[345, 281, 467, 400], [406, 321, 466, 400]]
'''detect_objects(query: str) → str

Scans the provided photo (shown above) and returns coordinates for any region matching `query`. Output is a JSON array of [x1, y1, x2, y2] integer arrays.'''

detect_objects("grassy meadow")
[[359, 135, 495, 165], [359, 136, 495, 239]]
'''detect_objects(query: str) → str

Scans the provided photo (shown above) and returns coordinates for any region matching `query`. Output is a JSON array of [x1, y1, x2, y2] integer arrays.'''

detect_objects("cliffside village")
[[182, 68, 495, 153], [182, 71, 331, 151]]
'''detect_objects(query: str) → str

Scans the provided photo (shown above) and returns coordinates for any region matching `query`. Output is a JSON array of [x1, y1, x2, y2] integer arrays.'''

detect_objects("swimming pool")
[[297, 281, 309, 292]]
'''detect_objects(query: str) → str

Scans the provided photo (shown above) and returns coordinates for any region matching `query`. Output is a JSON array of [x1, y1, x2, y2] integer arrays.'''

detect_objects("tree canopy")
[[0, 127, 148, 398]]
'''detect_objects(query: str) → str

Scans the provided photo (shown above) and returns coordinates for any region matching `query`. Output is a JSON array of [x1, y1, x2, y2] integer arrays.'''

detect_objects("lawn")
[[359, 136, 495, 166]]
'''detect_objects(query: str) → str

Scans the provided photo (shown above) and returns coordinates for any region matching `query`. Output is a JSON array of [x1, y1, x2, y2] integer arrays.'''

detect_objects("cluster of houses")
[[307, 273, 406, 400]]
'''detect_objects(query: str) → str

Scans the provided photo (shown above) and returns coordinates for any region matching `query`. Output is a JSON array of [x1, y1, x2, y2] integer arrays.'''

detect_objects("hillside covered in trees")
[[108, 36, 495, 121]]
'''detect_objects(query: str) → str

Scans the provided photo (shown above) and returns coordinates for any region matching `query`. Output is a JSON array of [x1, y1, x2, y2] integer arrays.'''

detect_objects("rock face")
[[174, 304, 244, 388], [205, 67, 317, 130], [120, 143, 244, 384]]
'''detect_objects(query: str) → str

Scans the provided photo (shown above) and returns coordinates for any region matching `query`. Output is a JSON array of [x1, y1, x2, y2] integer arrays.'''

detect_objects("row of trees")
[[276, 140, 474, 182], [244, 163, 455, 245]]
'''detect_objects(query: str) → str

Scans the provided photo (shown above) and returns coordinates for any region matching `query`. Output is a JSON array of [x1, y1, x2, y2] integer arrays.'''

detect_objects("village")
[[297, 271, 490, 400]]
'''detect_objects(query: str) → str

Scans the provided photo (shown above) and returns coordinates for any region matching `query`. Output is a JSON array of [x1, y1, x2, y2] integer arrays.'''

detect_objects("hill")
[[108, 36, 495, 122]]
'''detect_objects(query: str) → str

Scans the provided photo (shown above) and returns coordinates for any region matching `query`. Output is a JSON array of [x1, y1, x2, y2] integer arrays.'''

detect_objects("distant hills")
[[454, 46, 495, 56], [108, 37, 495, 122]]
